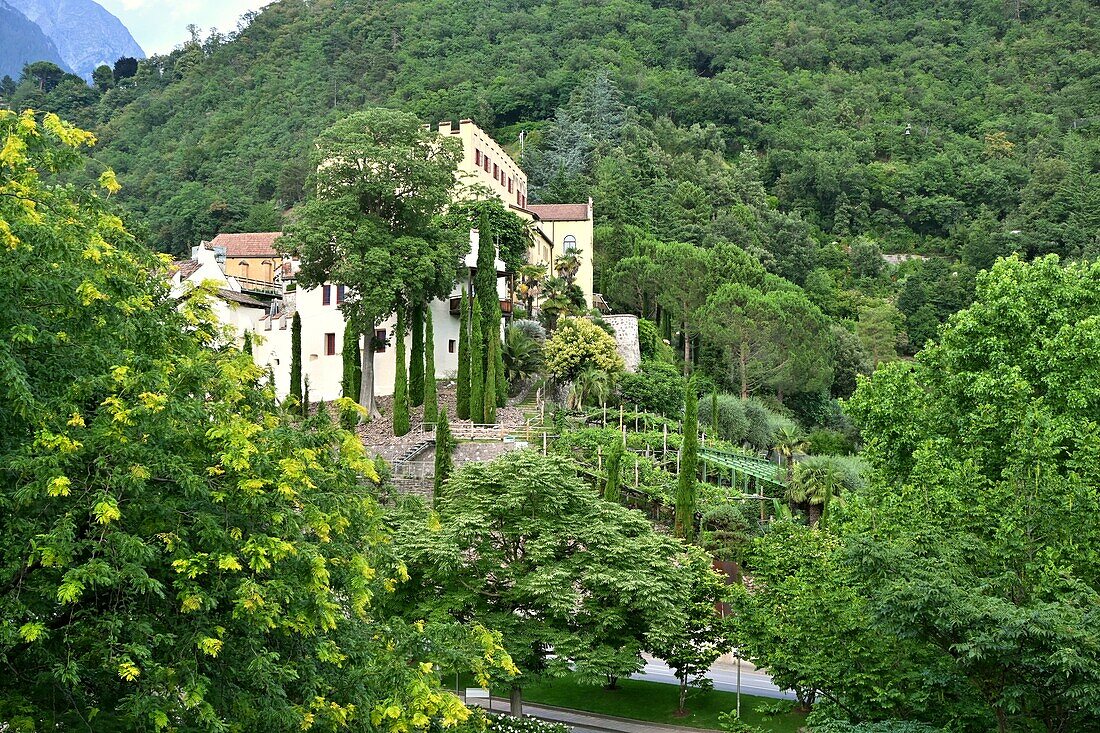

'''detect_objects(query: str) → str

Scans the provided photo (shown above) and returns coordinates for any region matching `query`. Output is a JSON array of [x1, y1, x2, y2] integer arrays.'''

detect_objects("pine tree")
[[675, 377, 698, 542], [242, 330, 253, 356], [433, 408, 455, 497], [393, 306, 410, 437], [423, 306, 438, 423], [603, 439, 624, 502], [342, 326, 361, 399], [484, 332, 498, 425], [409, 303, 425, 407], [456, 289, 471, 420], [290, 311, 303, 403], [469, 296, 485, 424]]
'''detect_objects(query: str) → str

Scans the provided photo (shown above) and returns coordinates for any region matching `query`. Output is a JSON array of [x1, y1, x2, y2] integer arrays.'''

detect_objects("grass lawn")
[[463, 673, 805, 732]]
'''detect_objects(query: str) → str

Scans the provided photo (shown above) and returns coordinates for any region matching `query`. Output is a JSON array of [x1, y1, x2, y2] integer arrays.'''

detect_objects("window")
[[337, 284, 346, 304], [239, 261, 249, 277], [374, 329, 387, 353], [325, 333, 336, 356], [564, 234, 578, 253], [508, 177, 513, 193], [448, 339, 456, 354], [484, 156, 491, 172], [322, 284, 331, 305], [475, 149, 481, 165], [493, 162, 499, 179]]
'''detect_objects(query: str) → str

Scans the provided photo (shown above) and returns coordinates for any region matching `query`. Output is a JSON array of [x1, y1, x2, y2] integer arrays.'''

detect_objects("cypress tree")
[[675, 377, 698, 542], [433, 408, 455, 497], [484, 332, 498, 425], [475, 210, 497, 331], [603, 439, 624, 502], [494, 303, 507, 407], [242, 330, 252, 356], [710, 391, 719, 439], [409, 303, 425, 407], [342, 326, 362, 399], [456, 290, 471, 420], [469, 296, 484, 424], [290, 311, 303, 402], [393, 306, 410, 437], [302, 376, 310, 418], [423, 306, 438, 423]]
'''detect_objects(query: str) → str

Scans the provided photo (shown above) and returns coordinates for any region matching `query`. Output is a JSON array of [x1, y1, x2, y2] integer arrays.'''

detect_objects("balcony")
[[450, 297, 513, 317]]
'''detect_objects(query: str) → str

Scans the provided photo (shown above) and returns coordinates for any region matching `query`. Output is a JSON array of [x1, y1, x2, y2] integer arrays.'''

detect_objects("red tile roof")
[[525, 203, 590, 221], [172, 259, 201, 280], [217, 289, 267, 308], [207, 232, 283, 258]]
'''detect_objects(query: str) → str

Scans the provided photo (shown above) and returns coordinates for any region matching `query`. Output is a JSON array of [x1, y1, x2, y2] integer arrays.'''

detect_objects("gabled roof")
[[217, 289, 267, 308], [206, 232, 283, 258], [525, 203, 590, 221], [172, 259, 202, 280]]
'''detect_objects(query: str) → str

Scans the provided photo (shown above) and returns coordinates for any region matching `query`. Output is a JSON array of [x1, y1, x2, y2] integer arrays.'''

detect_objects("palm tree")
[[515, 263, 546, 316], [569, 367, 613, 410], [785, 457, 845, 526], [773, 423, 807, 486], [554, 250, 582, 284], [502, 326, 543, 385]]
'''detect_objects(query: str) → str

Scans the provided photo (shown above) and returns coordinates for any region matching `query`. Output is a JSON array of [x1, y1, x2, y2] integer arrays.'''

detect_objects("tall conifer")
[[433, 408, 455, 497], [290, 312, 303, 402], [423, 306, 438, 423], [469, 296, 484, 424], [456, 290, 471, 420], [484, 333, 498, 425], [493, 302, 507, 407], [409, 303, 425, 407], [675, 377, 698, 542], [393, 306, 410, 436], [342, 326, 362, 399]]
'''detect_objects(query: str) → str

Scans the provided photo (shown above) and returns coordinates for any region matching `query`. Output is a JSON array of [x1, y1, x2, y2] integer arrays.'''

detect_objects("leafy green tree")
[[0, 109, 508, 731], [423, 306, 438, 423], [432, 408, 455, 496], [845, 255, 1100, 732], [441, 198, 532, 273], [456, 290, 471, 420], [469, 296, 485, 424], [618, 361, 685, 417], [290, 310, 302, 403], [544, 316, 624, 383], [648, 549, 734, 715], [91, 64, 113, 92], [283, 108, 462, 418], [856, 301, 902, 367], [393, 305, 410, 436], [676, 378, 699, 542], [409, 303, 425, 407], [394, 452, 698, 715]]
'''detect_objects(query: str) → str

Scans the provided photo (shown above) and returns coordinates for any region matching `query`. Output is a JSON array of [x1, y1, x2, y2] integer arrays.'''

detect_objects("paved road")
[[631, 656, 796, 701]]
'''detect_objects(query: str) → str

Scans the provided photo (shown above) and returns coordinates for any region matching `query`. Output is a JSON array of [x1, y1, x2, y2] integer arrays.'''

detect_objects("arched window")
[[239, 261, 249, 277], [563, 234, 578, 253], [261, 260, 274, 281]]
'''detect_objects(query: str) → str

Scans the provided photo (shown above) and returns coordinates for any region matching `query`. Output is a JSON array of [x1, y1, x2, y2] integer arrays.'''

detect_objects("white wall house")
[[172, 119, 593, 404]]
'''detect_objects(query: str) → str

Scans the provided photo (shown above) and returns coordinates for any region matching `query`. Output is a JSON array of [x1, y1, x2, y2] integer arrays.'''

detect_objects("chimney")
[[438, 121, 452, 135]]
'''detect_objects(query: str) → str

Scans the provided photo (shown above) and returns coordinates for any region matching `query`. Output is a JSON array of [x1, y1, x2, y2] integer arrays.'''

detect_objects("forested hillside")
[[5, 0, 1093, 258]]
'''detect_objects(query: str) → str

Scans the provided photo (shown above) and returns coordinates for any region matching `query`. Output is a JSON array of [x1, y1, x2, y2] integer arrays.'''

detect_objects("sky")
[[97, 0, 267, 55]]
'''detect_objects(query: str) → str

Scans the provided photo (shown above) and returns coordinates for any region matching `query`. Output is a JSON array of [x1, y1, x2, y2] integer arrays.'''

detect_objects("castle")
[[170, 120, 595, 403]]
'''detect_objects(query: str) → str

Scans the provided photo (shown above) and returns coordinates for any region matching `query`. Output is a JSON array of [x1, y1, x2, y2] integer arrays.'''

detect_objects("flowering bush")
[[544, 317, 624, 382]]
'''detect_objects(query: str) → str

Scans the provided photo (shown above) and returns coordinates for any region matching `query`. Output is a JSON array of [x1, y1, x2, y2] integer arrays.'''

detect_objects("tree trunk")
[[605, 674, 619, 690], [509, 686, 523, 716], [359, 318, 381, 420], [677, 675, 689, 715], [682, 322, 691, 375], [807, 502, 823, 526], [739, 342, 749, 399]]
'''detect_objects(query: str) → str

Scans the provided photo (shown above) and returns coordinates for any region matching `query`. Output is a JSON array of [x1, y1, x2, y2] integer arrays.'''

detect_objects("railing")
[[235, 276, 280, 296]]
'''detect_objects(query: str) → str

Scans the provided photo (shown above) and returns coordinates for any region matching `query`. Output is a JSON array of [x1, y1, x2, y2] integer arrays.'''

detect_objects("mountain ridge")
[[0, 0, 70, 79], [6, 0, 144, 78]]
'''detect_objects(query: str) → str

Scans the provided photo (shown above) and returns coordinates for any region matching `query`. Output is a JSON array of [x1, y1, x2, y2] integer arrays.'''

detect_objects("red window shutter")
[[475, 149, 481, 165], [322, 285, 331, 305], [325, 333, 336, 355], [448, 339, 456, 354]]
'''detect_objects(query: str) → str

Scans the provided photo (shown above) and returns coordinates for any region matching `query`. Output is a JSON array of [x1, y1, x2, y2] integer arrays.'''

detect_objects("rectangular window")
[[508, 177, 513, 193], [493, 162, 499, 178], [484, 156, 491, 172], [325, 333, 336, 356], [475, 149, 481, 166], [374, 329, 387, 353], [448, 339, 456, 354], [322, 284, 331, 305], [337, 284, 346, 304]]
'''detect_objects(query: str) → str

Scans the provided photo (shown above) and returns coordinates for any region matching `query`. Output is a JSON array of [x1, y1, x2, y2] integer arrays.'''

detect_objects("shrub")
[[806, 428, 855, 455], [743, 398, 777, 450], [544, 316, 624, 382], [511, 318, 547, 343], [698, 393, 749, 443], [619, 360, 684, 417]]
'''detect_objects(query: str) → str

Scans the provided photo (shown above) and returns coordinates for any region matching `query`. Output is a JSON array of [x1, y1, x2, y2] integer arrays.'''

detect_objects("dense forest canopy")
[[2, 0, 1095, 263]]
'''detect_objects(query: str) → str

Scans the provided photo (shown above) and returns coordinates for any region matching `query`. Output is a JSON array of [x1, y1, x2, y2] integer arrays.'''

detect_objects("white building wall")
[[254, 229, 506, 402]]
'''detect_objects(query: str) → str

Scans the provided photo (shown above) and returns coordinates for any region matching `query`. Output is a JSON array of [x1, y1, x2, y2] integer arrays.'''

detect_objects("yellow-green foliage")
[[544, 317, 624, 381]]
